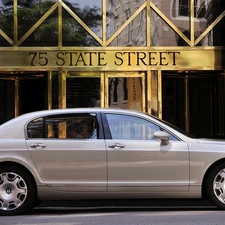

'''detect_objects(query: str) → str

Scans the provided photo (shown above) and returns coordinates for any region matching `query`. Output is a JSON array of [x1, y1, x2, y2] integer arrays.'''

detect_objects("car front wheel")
[[206, 163, 225, 209], [0, 166, 36, 215]]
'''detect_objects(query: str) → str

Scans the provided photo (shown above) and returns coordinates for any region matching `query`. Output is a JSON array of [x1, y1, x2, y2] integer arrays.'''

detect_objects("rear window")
[[27, 113, 98, 139]]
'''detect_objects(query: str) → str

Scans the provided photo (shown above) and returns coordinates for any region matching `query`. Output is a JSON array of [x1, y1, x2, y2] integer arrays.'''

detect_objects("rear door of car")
[[26, 112, 107, 192], [102, 112, 189, 193]]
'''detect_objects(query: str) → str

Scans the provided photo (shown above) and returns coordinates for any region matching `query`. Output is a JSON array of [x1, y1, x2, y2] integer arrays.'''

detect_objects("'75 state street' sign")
[[0, 48, 224, 71]]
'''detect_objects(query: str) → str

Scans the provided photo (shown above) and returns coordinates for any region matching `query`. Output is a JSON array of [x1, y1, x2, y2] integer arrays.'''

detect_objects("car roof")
[[7, 107, 147, 120]]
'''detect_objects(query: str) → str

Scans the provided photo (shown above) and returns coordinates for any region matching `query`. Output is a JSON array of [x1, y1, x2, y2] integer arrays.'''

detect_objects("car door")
[[26, 112, 107, 192], [103, 113, 189, 192]]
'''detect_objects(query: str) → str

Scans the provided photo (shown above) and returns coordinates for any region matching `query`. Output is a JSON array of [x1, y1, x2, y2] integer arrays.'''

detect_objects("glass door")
[[65, 72, 102, 108], [162, 71, 224, 138], [0, 72, 48, 124], [64, 72, 146, 111], [105, 72, 146, 111], [19, 76, 47, 114], [0, 78, 14, 124]]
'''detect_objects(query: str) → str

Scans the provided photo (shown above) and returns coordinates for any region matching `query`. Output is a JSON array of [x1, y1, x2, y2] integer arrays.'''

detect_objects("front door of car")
[[103, 113, 189, 192], [26, 113, 107, 192]]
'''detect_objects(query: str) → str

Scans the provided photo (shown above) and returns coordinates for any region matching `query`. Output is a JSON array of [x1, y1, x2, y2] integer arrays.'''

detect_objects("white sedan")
[[0, 108, 225, 215]]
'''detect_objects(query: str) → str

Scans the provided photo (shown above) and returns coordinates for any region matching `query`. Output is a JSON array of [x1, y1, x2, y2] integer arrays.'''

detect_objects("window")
[[27, 113, 98, 139], [106, 114, 179, 141], [173, 0, 207, 19], [106, 114, 161, 140], [179, 0, 189, 16], [27, 118, 44, 138]]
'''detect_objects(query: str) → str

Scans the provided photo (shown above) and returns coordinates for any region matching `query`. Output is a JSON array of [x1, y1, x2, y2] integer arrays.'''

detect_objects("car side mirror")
[[154, 131, 170, 146]]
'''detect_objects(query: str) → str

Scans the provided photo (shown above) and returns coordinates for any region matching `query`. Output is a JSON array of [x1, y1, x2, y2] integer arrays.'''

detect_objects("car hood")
[[196, 138, 225, 145]]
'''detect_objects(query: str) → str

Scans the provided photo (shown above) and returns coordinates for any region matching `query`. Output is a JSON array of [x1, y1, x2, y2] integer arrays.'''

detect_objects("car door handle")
[[30, 143, 46, 149], [108, 143, 125, 149]]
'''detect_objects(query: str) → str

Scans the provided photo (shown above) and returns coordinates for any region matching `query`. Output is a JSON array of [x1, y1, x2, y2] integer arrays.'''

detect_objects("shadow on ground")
[[38, 198, 215, 208]]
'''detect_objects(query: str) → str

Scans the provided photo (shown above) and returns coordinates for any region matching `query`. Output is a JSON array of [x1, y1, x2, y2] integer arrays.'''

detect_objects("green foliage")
[[0, 0, 101, 46]]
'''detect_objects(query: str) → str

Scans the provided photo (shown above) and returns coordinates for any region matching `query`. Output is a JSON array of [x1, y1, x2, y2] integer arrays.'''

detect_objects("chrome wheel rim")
[[0, 172, 27, 211], [213, 169, 225, 204]]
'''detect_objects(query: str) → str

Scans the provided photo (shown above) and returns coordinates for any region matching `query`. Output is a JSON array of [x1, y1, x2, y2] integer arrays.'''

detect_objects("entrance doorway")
[[162, 71, 225, 138], [106, 72, 146, 111], [64, 72, 101, 109], [63, 72, 146, 111], [0, 72, 48, 124]]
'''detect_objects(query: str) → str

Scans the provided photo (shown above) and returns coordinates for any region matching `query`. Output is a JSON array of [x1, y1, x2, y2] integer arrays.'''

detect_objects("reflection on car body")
[[0, 108, 225, 215]]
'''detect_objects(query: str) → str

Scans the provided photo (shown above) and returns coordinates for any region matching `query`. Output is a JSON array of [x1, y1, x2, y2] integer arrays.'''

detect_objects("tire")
[[0, 166, 36, 215], [206, 163, 225, 209]]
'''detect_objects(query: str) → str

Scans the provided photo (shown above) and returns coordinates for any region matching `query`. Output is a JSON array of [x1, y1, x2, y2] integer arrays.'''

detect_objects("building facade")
[[0, 0, 225, 138]]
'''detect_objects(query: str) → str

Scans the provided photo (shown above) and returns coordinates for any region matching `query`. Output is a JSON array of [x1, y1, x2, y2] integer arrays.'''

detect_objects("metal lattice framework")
[[0, 0, 224, 48]]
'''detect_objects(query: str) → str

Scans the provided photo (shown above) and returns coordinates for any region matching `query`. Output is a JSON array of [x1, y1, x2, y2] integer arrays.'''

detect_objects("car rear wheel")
[[0, 166, 36, 215], [206, 163, 225, 209]]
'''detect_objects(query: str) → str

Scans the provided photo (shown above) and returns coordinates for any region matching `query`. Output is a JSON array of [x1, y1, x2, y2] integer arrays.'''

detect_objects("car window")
[[27, 118, 44, 138], [27, 113, 98, 139], [105, 114, 179, 141], [105, 114, 160, 140]]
